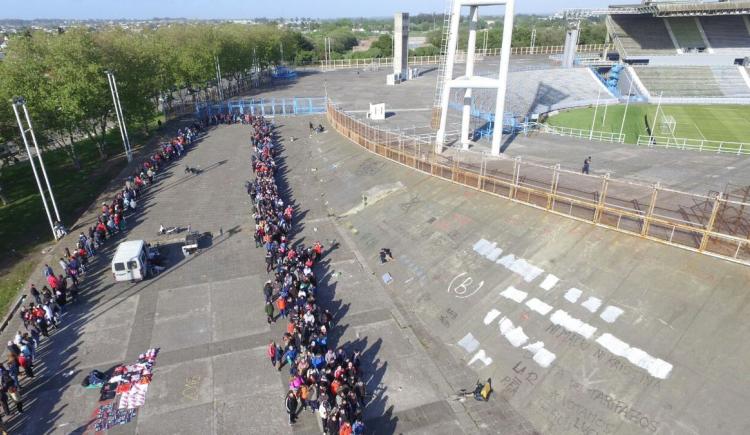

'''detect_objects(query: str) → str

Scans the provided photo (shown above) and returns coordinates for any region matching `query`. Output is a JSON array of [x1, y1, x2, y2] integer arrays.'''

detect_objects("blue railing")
[[447, 102, 527, 138], [196, 97, 327, 118]]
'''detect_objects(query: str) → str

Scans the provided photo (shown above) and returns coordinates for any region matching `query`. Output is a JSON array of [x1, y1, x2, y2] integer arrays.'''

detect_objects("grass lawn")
[[0, 260, 34, 316], [0, 132, 127, 257], [545, 104, 750, 146]]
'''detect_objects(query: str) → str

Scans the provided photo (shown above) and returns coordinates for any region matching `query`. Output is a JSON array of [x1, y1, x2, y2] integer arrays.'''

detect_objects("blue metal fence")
[[196, 97, 327, 118], [447, 102, 527, 138]]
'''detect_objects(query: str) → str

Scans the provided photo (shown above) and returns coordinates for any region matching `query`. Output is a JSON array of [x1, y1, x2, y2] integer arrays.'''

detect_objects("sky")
[[2, 0, 614, 20]]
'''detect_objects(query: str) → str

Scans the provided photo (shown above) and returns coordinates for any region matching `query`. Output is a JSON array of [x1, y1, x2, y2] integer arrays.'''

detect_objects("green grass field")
[[545, 104, 750, 146]]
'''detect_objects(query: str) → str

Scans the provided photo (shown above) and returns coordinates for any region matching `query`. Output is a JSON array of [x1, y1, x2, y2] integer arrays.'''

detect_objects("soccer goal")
[[659, 114, 676, 136]]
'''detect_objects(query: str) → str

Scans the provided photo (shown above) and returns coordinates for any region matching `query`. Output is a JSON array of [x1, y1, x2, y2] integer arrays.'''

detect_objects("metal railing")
[[637, 135, 750, 155], [539, 123, 626, 143], [326, 102, 750, 267], [646, 96, 750, 105], [319, 44, 611, 70], [196, 97, 327, 118]]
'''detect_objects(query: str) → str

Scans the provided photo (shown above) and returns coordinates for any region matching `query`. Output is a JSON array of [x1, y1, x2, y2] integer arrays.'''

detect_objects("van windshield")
[[114, 263, 126, 271]]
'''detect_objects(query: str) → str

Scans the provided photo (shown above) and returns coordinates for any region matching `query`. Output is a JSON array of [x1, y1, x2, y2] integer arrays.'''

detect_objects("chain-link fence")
[[327, 102, 750, 266]]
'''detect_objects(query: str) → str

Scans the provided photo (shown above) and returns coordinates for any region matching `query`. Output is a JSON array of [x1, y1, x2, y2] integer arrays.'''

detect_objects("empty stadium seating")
[[700, 16, 750, 53], [668, 17, 706, 52], [449, 68, 614, 116], [609, 15, 676, 56], [634, 66, 750, 98], [505, 68, 614, 115], [712, 66, 750, 97]]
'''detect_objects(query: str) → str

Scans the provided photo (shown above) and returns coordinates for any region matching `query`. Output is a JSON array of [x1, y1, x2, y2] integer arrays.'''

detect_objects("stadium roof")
[[611, 1, 750, 17]]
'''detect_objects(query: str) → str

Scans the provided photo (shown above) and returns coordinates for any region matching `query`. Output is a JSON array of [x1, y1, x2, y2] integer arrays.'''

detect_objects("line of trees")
[[0, 17, 608, 169], [0, 24, 311, 168]]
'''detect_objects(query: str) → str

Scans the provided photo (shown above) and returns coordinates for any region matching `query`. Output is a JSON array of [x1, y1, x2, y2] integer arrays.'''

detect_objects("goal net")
[[659, 114, 676, 136]]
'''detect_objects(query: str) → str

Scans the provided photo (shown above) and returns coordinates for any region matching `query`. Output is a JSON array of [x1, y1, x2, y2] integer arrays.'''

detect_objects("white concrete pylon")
[[435, 0, 516, 156], [461, 6, 479, 149]]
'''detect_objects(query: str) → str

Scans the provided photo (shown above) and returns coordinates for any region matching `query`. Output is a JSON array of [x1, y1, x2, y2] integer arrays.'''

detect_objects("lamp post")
[[105, 70, 133, 162], [11, 96, 62, 240], [214, 56, 224, 101]]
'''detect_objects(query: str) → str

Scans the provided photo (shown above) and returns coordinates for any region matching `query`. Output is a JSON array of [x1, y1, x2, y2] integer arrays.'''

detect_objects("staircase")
[[431, 0, 454, 129]]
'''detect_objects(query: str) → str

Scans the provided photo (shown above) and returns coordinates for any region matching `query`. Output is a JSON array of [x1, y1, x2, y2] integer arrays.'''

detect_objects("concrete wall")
[[393, 12, 409, 78]]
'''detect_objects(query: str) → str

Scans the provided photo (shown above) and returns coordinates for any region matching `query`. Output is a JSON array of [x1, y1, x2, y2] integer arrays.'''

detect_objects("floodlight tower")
[[435, 0, 515, 156], [11, 96, 62, 240]]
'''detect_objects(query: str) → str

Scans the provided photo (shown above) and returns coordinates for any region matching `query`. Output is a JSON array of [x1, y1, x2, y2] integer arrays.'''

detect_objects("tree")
[[0, 31, 84, 168], [371, 34, 393, 57], [47, 29, 113, 160]]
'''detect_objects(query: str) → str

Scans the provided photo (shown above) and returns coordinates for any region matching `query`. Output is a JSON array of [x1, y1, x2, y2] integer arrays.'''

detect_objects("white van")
[[112, 240, 149, 282]]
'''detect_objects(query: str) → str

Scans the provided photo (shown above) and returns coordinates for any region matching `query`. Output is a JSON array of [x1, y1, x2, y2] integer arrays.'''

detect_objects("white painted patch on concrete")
[[498, 317, 514, 335], [509, 259, 545, 283], [340, 181, 405, 216], [600, 306, 624, 323], [523, 341, 545, 353], [479, 242, 497, 257], [504, 327, 529, 348], [564, 288, 583, 303], [483, 309, 502, 325], [648, 359, 673, 380], [523, 341, 557, 368], [458, 333, 480, 353], [596, 333, 630, 357], [468, 349, 493, 367], [472, 239, 493, 256], [534, 348, 557, 368], [539, 274, 560, 291], [595, 334, 673, 379], [581, 296, 602, 313], [549, 310, 597, 339], [486, 247, 504, 262], [500, 286, 528, 303], [525, 298, 554, 316], [497, 254, 516, 268]]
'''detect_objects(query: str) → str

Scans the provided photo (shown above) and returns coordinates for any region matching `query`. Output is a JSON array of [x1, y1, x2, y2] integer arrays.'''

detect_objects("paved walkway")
[[2, 118, 529, 434]]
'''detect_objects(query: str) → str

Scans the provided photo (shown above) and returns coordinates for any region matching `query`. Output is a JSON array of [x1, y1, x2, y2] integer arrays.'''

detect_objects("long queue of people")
[[246, 116, 366, 434], [0, 125, 202, 430]]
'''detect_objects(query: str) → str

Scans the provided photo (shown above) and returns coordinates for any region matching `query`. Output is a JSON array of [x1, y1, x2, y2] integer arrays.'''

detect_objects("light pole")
[[590, 87, 601, 140], [11, 96, 62, 240], [214, 56, 224, 101], [105, 70, 133, 162], [618, 78, 635, 142]]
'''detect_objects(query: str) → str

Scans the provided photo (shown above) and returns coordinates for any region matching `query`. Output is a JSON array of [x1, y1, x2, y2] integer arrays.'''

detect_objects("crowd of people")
[[0, 125, 202, 429], [204, 111, 255, 126], [247, 115, 366, 434]]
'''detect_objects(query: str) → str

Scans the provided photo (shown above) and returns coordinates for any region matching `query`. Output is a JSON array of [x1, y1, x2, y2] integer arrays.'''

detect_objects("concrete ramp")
[[298, 116, 750, 434]]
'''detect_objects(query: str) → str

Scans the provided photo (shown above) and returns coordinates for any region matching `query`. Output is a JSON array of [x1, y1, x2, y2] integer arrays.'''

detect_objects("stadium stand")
[[712, 66, 750, 97], [608, 15, 676, 56], [700, 16, 750, 53], [633, 66, 750, 98], [450, 68, 614, 117], [505, 68, 614, 115], [667, 17, 706, 52], [634, 67, 720, 97]]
